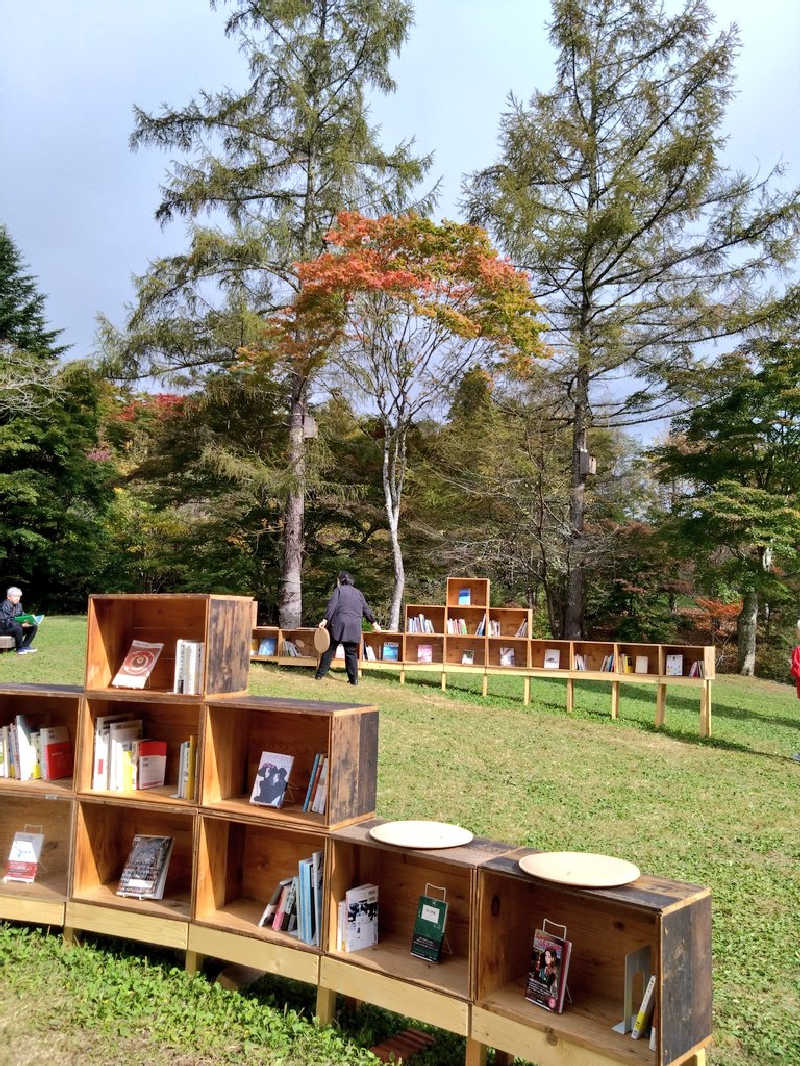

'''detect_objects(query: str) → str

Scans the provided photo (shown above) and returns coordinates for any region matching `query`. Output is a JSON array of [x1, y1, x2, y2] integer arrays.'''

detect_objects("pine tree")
[[466, 0, 800, 637], [111, 0, 432, 626]]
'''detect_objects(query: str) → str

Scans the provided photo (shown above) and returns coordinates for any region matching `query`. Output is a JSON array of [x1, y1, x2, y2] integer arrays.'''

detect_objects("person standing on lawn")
[[316, 571, 381, 685], [791, 620, 800, 762], [0, 587, 40, 654]]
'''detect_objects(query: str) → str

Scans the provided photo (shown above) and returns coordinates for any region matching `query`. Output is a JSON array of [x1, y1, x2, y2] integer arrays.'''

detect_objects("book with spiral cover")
[[112, 640, 164, 690]]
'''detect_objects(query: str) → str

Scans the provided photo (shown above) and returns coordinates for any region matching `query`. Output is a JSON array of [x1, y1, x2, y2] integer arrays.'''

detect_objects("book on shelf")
[[488, 619, 500, 637], [92, 714, 133, 790], [259, 877, 292, 928], [250, 751, 294, 808], [257, 636, 277, 656], [410, 892, 448, 963], [341, 883, 379, 952], [112, 640, 164, 689], [417, 643, 433, 664], [136, 740, 168, 790], [0, 727, 7, 778], [524, 926, 572, 1013], [382, 641, 399, 661], [108, 719, 143, 791], [688, 660, 705, 678], [173, 639, 205, 694], [621, 654, 634, 673], [39, 725, 73, 780], [311, 849, 323, 947], [281, 639, 301, 656], [475, 615, 486, 637], [258, 848, 324, 944], [272, 876, 298, 931], [635, 655, 649, 674], [665, 653, 684, 676], [461, 649, 475, 666], [31, 731, 42, 779], [364, 644, 376, 661], [514, 618, 529, 637], [310, 756, 329, 815], [499, 646, 516, 667], [543, 648, 561, 669], [117, 834, 173, 900], [3, 830, 44, 883], [408, 614, 435, 634], [631, 974, 657, 1039], [172, 734, 197, 800], [574, 653, 587, 671], [12, 716, 37, 781], [457, 587, 471, 606], [601, 653, 615, 672]]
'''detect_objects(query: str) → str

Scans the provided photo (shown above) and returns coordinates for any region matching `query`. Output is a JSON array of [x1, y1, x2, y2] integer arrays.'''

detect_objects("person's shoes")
[[792, 753, 800, 763], [16, 648, 38, 655], [347, 679, 358, 685]]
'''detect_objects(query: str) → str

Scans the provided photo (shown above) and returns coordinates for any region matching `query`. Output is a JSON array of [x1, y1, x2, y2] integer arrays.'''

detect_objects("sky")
[[2, 0, 799, 360]]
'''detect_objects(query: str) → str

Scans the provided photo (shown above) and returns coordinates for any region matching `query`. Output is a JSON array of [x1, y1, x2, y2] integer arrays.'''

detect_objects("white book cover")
[[173, 638, 185, 693], [193, 642, 205, 694], [543, 648, 561, 669], [111, 640, 164, 689], [92, 715, 132, 790], [250, 751, 295, 808], [312, 756, 329, 814], [345, 883, 379, 951], [4, 830, 45, 883], [14, 716, 37, 781], [179, 740, 189, 798], [108, 720, 143, 791], [0, 725, 7, 777], [337, 899, 347, 952], [635, 655, 649, 674], [665, 653, 684, 676]]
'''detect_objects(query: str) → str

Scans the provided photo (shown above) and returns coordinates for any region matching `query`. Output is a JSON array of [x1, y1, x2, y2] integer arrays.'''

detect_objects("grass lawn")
[[0, 617, 798, 1065]]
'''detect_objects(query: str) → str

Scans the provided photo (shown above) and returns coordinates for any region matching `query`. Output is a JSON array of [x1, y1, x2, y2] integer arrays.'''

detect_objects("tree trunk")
[[279, 389, 306, 628], [383, 437, 405, 631], [737, 589, 758, 675], [563, 364, 589, 638]]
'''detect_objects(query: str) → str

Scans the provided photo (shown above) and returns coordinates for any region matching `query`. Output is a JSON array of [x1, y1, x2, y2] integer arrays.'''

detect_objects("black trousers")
[[316, 640, 359, 683], [0, 621, 37, 650]]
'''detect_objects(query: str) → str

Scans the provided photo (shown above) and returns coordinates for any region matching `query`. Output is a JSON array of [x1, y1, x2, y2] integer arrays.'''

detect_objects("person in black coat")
[[315, 571, 381, 684], [0, 587, 38, 654]]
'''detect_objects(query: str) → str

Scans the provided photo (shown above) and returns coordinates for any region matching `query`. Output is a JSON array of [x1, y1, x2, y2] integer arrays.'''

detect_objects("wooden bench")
[[0, 635, 15, 651]]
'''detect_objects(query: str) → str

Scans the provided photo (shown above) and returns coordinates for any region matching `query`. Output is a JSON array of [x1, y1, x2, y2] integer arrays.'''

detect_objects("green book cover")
[[410, 894, 447, 962]]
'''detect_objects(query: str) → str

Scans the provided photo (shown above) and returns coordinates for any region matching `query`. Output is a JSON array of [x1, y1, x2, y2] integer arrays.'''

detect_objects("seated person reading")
[[0, 587, 41, 654]]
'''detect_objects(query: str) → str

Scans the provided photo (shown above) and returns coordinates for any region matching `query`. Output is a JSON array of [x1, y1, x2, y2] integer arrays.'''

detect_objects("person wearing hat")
[[316, 571, 381, 685]]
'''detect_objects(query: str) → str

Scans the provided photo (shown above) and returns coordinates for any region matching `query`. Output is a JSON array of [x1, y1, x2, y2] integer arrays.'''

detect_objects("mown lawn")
[[0, 617, 798, 1066]]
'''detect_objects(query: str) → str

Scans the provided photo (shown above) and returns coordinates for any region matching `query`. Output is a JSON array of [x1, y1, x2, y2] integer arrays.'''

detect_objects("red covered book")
[[40, 726, 73, 780]]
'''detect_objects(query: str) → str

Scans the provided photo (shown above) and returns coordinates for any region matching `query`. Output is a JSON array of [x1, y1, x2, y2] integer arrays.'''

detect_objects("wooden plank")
[[320, 957, 469, 1035], [655, 683, 666, 728], [471, 1005, 642, 1066], [66, 901, 188, 949], [566, 677, 574, 714], [315, 986, 337, 1025], [185, 949, 203, 974], [660, 896, 713, 1065], [481, 674, 488, 697], [0, 897, 64, 926], [328, 711, 379, 827], [207, 598, 252, 696], [464, 1037, 488, 1066], [610, 681, 619, 720], [522, 677, 530, 706], [188, 924, 318, 983]]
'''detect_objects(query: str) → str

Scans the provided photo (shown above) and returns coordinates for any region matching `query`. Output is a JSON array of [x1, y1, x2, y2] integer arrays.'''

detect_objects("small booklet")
[[4, 830, 45, 883], [410, 892, 448, 962], [344, 883, 379, 951], [525, 926, 572, 1013], [543, 648, 561, 669], [117, 834, 173, 900], [112, 640, 164, 689], [250, 751, 294, 808]]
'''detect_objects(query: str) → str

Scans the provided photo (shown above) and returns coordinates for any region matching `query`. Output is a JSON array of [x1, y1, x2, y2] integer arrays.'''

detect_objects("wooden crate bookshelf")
[[86, 594, 252, 697], [0, 792, 73, 925], [71, 797, 195, 924], [530, 639, 571, 672], [405, 603, 446, 635], [445, 635, 487, 668], [194, 813, 325, 966], [446, 577, 490, 608], [446, 605, 488, 637], [201, 696, 378, 831], [661, 644, 714, 680], [320, 819, 509, 1034], [0, 684, 81, 796], [472, 848, 712, 1066], [250, 625, 280, 662], [362, 631, 404, 666], [405, 633, 445, 666], [278, 626, 318, 665], [487, 637, 529, 670], [76, 694, 202, 805], [487, 606, 531, 639], [571, 639, 616, 675], [616, 643, 660, 677]]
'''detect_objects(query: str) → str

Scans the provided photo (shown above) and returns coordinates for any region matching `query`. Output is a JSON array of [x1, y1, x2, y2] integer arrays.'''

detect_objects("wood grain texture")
[[328, 711, 379, 827], [207, 598, 252, 695], [66, 900, 188, 948], [660, 895, 713, 1065], [188, 924, 319, 984]]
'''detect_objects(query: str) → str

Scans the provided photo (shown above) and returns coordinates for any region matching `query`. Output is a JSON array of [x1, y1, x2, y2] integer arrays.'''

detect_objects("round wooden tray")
[[313, 627, 330, 653], [368, 820, 474, 849], [517, 851, 640, 887]]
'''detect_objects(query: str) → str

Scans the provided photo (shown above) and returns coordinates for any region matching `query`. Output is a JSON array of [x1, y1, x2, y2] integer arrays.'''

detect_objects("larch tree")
[[465, 0, 800, 637], [259, 212, 547, 629], [108, 0, 432, 627]]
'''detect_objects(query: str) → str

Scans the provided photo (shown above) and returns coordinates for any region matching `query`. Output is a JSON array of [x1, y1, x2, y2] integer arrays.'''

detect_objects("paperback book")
[[257, 637, 277, 656], [524, 927, 572, 1013], [665, 653, 684, 676], [3, 830, 44, 883], [543, 648, 561, 669], [112, 640, 164, 690], [342, 883, 379, 951], [117, 834, 173, 899], [499, 647, 516, 667], [382, 642, 399, 661], [39, 725, 73, 780], [410, 892, 448, 962], [417, 644, 433, 664], [250, 751, 294, 808]]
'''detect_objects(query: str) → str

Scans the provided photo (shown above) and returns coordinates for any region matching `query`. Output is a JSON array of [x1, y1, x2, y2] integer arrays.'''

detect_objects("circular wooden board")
[[368, 820, 474, 849], [518, 851, 640, 887], [313, 627, 330, 653]]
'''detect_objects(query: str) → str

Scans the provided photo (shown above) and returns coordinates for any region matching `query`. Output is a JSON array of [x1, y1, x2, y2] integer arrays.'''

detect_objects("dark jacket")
[[324, 585, 375, 644], [0, 599, 21, 631]]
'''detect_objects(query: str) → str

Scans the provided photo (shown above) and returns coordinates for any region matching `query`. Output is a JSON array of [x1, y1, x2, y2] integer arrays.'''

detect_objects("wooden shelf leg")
[[185, 949, 203, 975], [493, 1053, 514, 1066], [482, 674, 488, 697], [523, 675, 530, 706], [655, 682, 666, 728], [610, 680, 619, 720], [441, 671, 447, 691], [700, 680, 712, 738], [62, 926, 79, 948], [399, 667, 406, 685], [686, 1051, 707, 1066], [566, 676, 574, 714], [464, 1037, 488, 1066], [315, 986, 337, 1025]]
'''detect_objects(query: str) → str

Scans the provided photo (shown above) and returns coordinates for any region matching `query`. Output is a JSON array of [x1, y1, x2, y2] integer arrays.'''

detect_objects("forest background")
[[2, 0, 800, 681]]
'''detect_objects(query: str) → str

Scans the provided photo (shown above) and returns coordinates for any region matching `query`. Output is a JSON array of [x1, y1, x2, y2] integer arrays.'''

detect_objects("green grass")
[[1, 617, 798, 1065]]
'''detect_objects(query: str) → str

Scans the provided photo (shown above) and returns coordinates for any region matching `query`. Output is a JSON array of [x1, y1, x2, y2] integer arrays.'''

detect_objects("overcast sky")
[[2, 0, 799, 359]]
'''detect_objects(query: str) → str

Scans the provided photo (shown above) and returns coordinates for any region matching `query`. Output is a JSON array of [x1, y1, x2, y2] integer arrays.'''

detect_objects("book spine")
[[186, 734, 197, 801], [173, 639, 184, 693], [631, 974, 657, 1038]]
